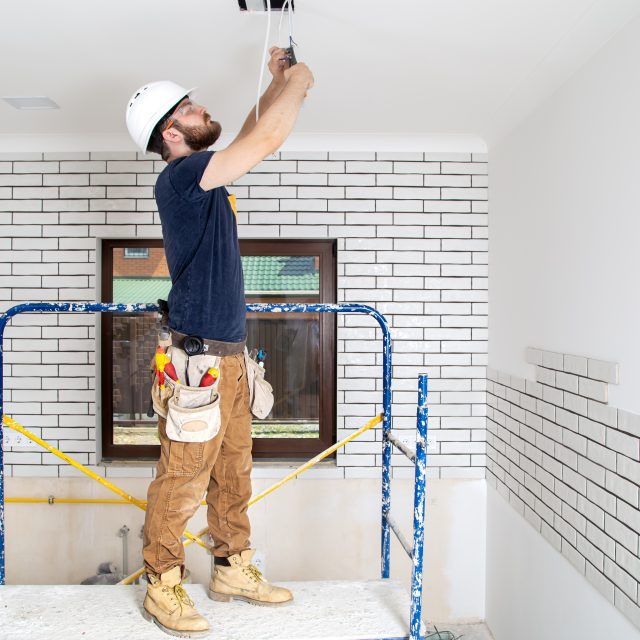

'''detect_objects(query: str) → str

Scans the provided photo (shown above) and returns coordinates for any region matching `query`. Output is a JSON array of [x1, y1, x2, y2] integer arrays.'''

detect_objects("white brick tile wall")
[[1, 151, 487, 484], [488, 348, 640, 629]]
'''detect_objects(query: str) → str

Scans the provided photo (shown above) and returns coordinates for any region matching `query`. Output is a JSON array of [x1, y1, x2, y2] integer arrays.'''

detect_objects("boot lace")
[[243, 564, 265, 583], [174, 584, 195, 607], [161, 583, 195, 609]]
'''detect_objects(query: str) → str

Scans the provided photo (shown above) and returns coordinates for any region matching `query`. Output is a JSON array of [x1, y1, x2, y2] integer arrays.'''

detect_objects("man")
[[125, 47, 314, 638]]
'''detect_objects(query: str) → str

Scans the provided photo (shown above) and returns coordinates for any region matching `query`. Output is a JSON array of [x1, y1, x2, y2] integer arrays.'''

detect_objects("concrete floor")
[[424, 622, 494, 640]]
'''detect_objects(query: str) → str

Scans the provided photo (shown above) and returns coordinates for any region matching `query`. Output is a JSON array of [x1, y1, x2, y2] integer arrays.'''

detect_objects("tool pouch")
[[151, 346, 222, 443], [244, 348, 275, 419], [164, 379, 221, 442]]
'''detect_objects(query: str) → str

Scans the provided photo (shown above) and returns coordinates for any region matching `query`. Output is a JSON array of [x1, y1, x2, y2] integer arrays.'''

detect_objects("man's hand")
[[268, 46, 289, 84], [284, 62, 314, 91]]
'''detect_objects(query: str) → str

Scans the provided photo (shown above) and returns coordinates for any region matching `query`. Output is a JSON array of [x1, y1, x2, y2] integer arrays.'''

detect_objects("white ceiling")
[[1, 0, 639, 152]]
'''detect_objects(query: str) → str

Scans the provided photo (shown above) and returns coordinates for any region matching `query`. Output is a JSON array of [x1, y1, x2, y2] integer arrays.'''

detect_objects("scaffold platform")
[[0, 580, 413, 640]]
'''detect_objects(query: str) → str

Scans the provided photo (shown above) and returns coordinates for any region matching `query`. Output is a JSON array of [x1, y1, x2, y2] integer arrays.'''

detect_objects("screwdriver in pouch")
[[155, 346, 180, 388], [199, 367, 219, 387]]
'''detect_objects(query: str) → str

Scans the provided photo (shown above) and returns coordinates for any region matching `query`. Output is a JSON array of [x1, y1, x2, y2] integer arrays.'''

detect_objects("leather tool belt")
[[157, 299, 246, 357]]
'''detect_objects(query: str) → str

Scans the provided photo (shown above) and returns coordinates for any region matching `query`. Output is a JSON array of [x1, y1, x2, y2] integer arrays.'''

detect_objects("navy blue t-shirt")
[[154, 150, 246, 343]]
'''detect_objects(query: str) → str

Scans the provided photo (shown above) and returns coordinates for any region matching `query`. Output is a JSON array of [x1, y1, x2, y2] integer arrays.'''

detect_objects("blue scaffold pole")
[[0, 302, 158, 585], [0, 301, 392, 586], [410, 374, 429, 640], [0, 310, 6, 585], [246, 302, 394, 579], [380, 312, 393, 579]]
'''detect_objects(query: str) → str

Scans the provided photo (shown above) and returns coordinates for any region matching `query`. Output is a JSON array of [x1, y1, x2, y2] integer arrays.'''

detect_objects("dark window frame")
[[100, 238, 336, 461]]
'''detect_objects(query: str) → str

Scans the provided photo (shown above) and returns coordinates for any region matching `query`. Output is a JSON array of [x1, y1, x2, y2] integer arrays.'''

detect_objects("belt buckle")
[[182, 335, 207, 356]]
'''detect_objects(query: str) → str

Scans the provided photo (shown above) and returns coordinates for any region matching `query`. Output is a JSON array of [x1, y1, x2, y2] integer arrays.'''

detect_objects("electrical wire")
[[278, 0, 291, 44], [255, 0, 272, 122], [426, 628, 463, 640], [257, 0, 295, 123], [289, 0, 294, 40], [282, 1, 296, 56]]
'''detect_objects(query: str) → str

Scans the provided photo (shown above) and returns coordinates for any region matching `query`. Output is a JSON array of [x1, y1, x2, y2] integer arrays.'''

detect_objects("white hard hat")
[[125, 81, 197, 153]]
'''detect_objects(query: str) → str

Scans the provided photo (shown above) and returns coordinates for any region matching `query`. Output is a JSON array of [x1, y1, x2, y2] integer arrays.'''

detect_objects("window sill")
[[98, 458, 339, 478]]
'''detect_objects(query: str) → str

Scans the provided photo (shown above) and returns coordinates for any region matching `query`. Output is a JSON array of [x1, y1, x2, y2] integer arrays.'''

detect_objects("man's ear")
[[162, 127, 182, 145]]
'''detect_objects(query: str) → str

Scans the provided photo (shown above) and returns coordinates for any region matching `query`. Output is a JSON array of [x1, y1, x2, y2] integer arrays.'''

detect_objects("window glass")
[[123, 247, 150, 258], [106, 244, 332, 452], [111, 246, 168, 445], [243, 255, 321, 439]]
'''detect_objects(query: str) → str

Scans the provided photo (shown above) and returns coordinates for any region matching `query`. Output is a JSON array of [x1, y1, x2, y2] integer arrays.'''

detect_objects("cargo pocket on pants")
[[167, 440, 205, 477]]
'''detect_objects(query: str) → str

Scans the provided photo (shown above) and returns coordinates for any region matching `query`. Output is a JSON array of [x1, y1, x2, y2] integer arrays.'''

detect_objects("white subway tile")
[[105, 160, 151, 173], [13, 161, 59, 174], [393, 162, 440, 175], [587, 358, 620, 385], [562, 353, 588, 376], [555, 371, 579, 394], [377, 174, 423, 186], [587, 400, 618, 429], [578, 377, 608, 403], [606, 428, 639, 460], [298, 161, 345, 173], [606, 472, 638, 507], [618, 409, 640, 438], [0, 174, 42, 186], [441, 162, 487, 175], [329, 173, 375, 186]]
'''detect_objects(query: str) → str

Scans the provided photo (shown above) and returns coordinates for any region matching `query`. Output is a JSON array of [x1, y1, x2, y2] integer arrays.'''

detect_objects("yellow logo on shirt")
[[227, 194, 237, 219]]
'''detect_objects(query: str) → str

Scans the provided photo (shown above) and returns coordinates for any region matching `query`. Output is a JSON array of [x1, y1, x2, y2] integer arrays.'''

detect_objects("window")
[[100, 238, 336, 461], [123, 247, 149, 258], [242, 240, 336, 457]]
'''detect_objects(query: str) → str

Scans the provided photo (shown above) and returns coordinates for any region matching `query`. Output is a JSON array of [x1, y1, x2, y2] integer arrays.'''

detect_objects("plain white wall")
[[488, 12, 640, 639], [489, 14, 640, 412], [5, 476, 486, 624]]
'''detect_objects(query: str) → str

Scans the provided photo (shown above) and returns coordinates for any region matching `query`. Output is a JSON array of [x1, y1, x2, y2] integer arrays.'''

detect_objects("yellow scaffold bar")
[[8, 415, 384, 511], [7, 498, 134, 504], [120, 413, 383, 584], [2, 412, 382, 584], [7, 497, 212, 505], [2, 415, 209, 550]]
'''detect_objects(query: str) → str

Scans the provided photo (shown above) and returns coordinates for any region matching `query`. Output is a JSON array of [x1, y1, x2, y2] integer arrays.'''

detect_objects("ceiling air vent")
[[2, 96, 59, 110], [238, 0, 294, 11]]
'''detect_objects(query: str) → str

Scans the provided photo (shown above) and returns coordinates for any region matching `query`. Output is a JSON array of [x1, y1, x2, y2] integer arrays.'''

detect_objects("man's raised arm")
[[199, 62, 314, 191]]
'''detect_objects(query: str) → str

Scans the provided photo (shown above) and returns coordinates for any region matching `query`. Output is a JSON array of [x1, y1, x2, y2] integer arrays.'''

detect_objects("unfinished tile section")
[[0, 151, 488, 480], [487, 348, 640, 629]]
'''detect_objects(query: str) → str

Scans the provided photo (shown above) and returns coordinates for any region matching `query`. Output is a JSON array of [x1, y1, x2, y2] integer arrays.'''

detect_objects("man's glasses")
[[162, 99, 196, 132]]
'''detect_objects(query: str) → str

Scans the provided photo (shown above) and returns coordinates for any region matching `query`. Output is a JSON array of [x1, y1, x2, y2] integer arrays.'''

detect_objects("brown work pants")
[[142, 352, 253, 577]]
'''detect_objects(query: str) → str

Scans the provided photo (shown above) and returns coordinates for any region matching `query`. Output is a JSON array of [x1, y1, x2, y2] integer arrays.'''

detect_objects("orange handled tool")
[[164, 360, 179, 383], [199, 367, 219, 387], [155, 346, 180, 388]]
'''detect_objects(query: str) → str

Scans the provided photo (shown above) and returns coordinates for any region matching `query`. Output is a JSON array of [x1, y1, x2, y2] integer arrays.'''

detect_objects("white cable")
[[278, 0, 291, 45], [256, 0, 272, 122], [289, 0, 294, 39]]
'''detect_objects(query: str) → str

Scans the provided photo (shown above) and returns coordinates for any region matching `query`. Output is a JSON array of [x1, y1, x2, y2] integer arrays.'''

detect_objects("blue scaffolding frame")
[[0, 301, 428, 640]]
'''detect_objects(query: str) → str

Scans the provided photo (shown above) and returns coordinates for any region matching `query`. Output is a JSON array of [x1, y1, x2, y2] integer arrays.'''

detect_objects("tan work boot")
[[208, 549, 293, 607], [142, 565, 210, 638]]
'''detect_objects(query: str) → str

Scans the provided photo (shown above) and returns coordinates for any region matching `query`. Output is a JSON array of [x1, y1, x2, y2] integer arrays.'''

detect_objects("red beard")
[[173, 116, 222, 150]]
